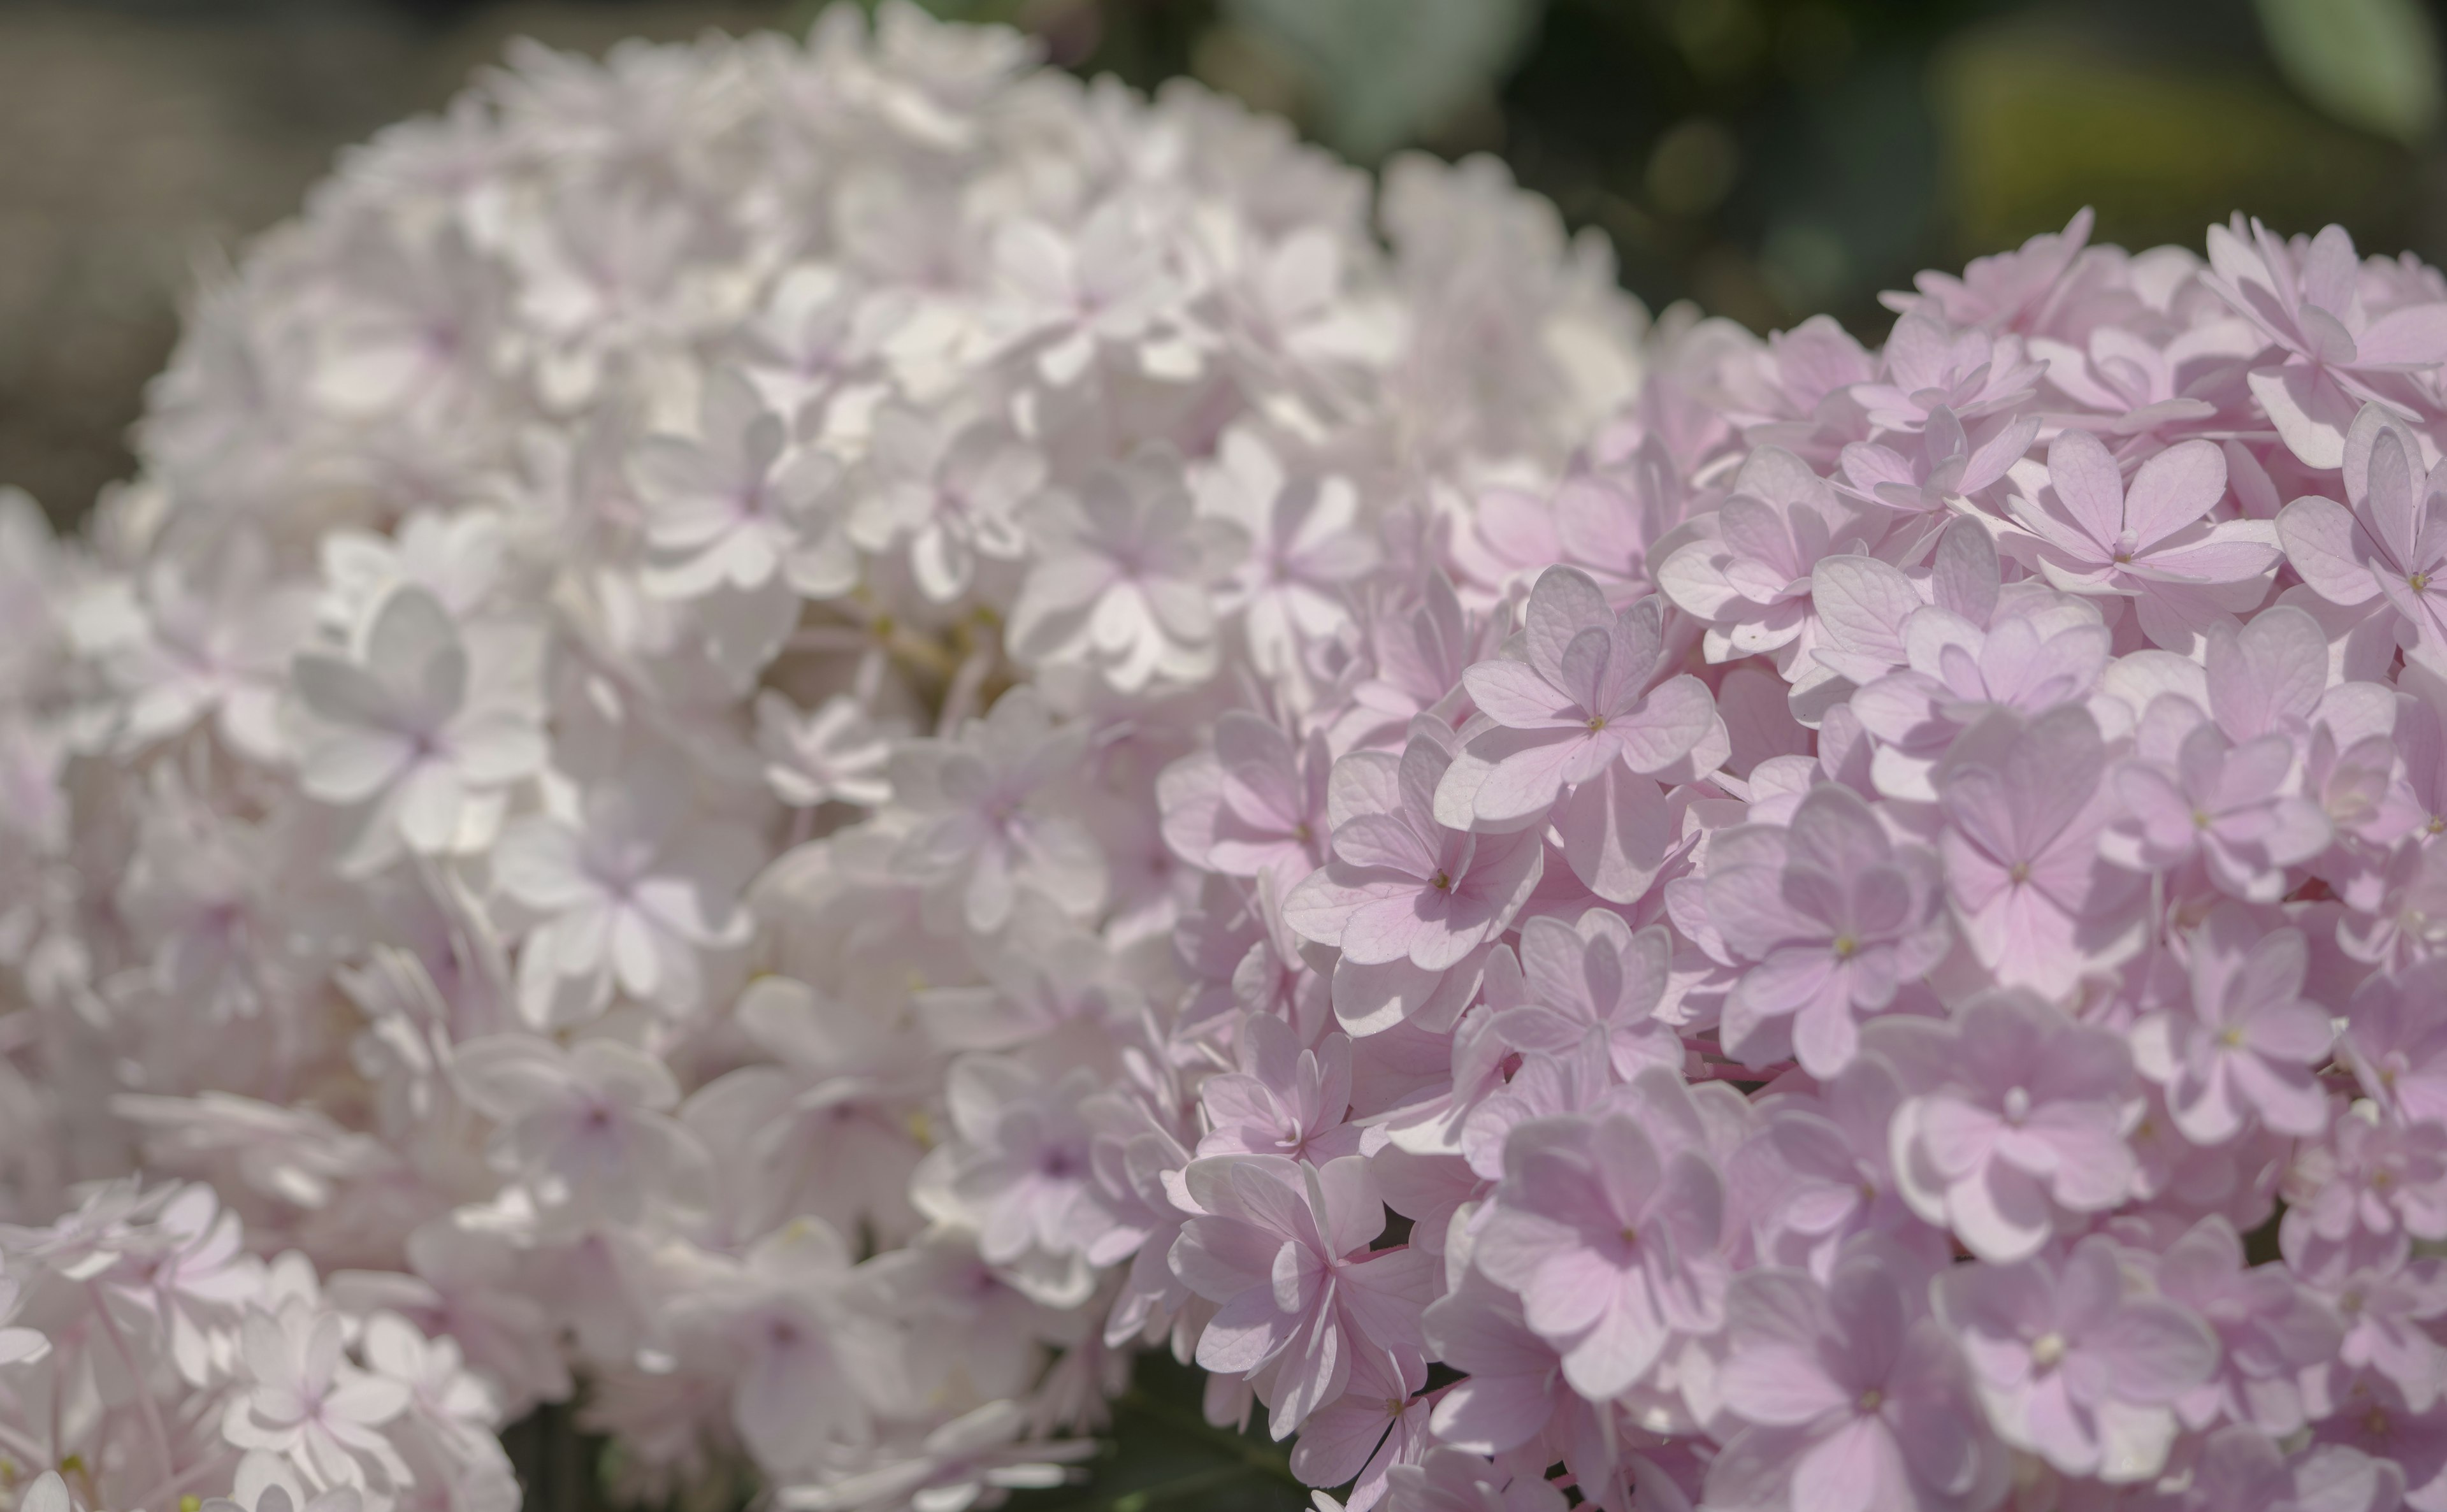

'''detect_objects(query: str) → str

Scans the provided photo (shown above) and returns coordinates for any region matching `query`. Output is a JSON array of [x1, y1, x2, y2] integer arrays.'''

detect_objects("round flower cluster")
[[1, 4, 2446, 1512]]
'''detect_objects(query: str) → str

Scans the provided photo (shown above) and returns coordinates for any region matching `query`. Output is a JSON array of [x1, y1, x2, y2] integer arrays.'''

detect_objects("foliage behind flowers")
[[4, 4, 2447, 1512]]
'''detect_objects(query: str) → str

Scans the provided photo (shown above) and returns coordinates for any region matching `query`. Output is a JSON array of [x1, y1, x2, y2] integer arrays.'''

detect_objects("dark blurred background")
[[4, 0, 2444, 526]]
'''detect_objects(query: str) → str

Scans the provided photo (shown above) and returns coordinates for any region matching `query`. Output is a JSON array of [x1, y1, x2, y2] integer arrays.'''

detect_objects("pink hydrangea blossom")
[[2204, 218, 2447, 468], [1997, 429, 2279, 652], [1935, 1236, 2218, 1483], [2279, 405, 2447, 671], [2129, 909, 2334, 1144], [1436, 566, 1723, 831], [1168, 1154, 1433, 1434], [1703, 781, 1948, 1076], [1707, 1246, 2004, 1512], [1470, 1105, 1728, 1399], [1889, 991, 2140, 1264]]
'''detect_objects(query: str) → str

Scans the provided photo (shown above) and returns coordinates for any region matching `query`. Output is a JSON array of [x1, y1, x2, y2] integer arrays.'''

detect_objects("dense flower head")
[[5, 8, 2447, 1512]]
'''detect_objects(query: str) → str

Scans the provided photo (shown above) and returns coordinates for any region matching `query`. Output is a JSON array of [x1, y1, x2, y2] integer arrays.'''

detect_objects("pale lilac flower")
[[318, 509, 505, 630], [101, 535, 318, 761], [328, 1221, 571, 1416], [1420, 1272, 1581, 1460], [632, 367, 854, 635], [1380, 1447, 1563, 1512], [2279, 404, 2447, 670], [202, 1453, 366, 1512], [1196, 430, 1380, 691], [1890, 207, 2097, 335], [846, 404, 1041, 603], [2283, 1114, 2447, 1274], [1890, 991, 2140, 1264], [2203, 218, 2447, 468], [1835, 405, 2036, 520], [224, 1300, 414, 1500], [755, 691, 892, 810], [1735, 1045, 1948, 1280], [2309, 1371, 2447, 1509], [1655, 449, 1870, 668], [1935, 707, 2145, 997], [493, 758, 760, 1024], [1851, 312, 2044, 433], [889, 687, 1107, 933], [2104, 696, 2332, 902], [450, 1034, 708, 1223], [1934, 1236, 2218, 1483], [1283, 727, 1543, 976], [1169, 1153, 1432, 1434], [2028, 320, 2246, 436], [285, 585, 545, 866], [1470, 1107, 1728, 1399], [2129, 910, 2334, 1145], [664, 1220, 876, 1477], [1285, 1347, 1431, 1512], [1839, 557, 2111, 801], [920, 1058, 1105, 1272], [1999, 429, 2279, 652], [2155, 1215, 2342, 1436], [1707, 1248, 2003, 1512], [990, 203, 1187, 387], [1157, 711, 1331, 901], [1436, 566, 1723, 830], [1007, 447, 1247, 692], [2339, 961, 2447, 1126], [1703, 782, 1948, 1076], [1195, 1015, 1361, 1163], [1480, 910, 1682, 1081], [2321, 1255, 2447, 1413]]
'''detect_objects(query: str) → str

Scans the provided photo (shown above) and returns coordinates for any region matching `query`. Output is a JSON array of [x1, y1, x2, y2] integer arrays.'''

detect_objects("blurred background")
[[3, 0, 2443, 528]]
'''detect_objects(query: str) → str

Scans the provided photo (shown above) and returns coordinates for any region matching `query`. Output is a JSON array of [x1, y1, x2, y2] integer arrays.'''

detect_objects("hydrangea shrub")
[[1, 6, 2446, 1512]]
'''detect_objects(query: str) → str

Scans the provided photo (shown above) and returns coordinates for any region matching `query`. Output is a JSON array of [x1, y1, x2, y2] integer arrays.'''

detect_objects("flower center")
[[1831, 934, 1859, 960], [2413, 573, 2432, 593], [2030, 1331, 2067, 1370], [1431, 870, 1452, 891], [2219, 1025, 2246, 1048], [2008, 861, 2030, 884], [1585, 715, 1608, 732], [1618, 1224, 1638, 1247], [2193, 808, 2215, 830], [2002, 1086, 2032, 1124], [1856, 1387, 1883, 1413]]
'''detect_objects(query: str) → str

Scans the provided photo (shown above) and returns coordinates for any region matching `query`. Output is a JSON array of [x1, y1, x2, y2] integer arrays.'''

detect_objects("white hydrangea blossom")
[[0, 6, 1645, 1509]]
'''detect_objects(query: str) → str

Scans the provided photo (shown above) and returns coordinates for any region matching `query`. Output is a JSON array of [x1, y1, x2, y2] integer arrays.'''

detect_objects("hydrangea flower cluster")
[[3, 6, 2447, 1512]]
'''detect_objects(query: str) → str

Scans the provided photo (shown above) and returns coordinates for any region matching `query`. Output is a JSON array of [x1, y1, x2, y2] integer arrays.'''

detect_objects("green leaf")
[[2253, 0, 2443, 144], [1223, 0, 1543, 160]]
